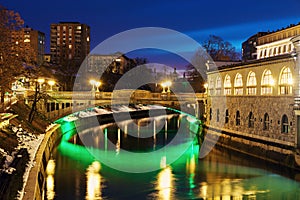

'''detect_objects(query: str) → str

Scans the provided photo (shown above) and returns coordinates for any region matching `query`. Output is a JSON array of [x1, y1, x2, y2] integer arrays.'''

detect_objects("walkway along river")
[[43, 106, 300, 199]]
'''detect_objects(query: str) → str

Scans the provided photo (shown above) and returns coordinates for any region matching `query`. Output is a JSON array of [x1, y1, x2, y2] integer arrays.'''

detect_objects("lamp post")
[[95, 81, 101, 92], [165, 81, 172, 93], [37, 78, 45, 90], [48, 80, 55, 91], [89, 79, 96, 91]]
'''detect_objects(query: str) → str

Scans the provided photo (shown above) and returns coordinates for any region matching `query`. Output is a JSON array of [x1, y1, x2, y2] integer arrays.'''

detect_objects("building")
[[11, 27, 45, 64], [206, 27, 300, 169], [242, 32, 268, 61], [256, 23, 300, 60], [50, 22, 90, 67], [87, 53, 135, 75]]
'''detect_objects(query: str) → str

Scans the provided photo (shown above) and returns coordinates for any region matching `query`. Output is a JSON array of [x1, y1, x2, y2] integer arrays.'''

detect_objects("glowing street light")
[[89, 79, 96, 91], [95, 81, 101, 92], [165, 81, 172, 93], [48, 80, 55, 91], [37, 78, 45, 90], [161, 80, 172, 94]]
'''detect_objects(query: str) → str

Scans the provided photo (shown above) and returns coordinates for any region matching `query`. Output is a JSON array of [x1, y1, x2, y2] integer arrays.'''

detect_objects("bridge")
[[26, 90, 207, 121]]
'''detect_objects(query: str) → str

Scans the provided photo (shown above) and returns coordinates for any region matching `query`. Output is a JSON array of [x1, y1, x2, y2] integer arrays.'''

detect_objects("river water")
[[46, 113, 300, 200]]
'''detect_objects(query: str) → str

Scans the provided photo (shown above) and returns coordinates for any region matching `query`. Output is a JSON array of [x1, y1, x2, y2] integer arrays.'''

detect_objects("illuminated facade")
[[256, 23, 300, 59], [50, 22, 90, 66], [206, 35, 300, 168]]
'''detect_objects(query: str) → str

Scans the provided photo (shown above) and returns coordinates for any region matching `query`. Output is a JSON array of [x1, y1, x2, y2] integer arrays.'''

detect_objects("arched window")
[[209, 108, 212, 121], [234, 73, 243, 95], [215, 76, 222, 95], [236, 110, 240, 126], [282, 115, 289, 133], [216, 109, 220, 122], [225, 109, 229, 124], [273, 48, 277, 55], [283, 45, 286, 53], [224, 75, 232, 95], [263, 113, 270, 130], [279, 67, 292, 95], [247, 71, 257, 95], [248, 112, 254, 128], [261, 69, 274, 95]]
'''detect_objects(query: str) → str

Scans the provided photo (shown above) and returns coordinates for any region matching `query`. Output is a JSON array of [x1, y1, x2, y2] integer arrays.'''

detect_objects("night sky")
[[2, 0, 300, 69]]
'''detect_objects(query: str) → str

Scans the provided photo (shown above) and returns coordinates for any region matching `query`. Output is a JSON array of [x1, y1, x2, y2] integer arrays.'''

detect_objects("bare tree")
[[202, 35, 241, 61], [0, 5, 35, 110]]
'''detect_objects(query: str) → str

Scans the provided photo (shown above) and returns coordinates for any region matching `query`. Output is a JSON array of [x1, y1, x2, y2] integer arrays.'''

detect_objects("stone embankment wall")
[[203, 125, 298, 170], [23, 124, 61, 200]]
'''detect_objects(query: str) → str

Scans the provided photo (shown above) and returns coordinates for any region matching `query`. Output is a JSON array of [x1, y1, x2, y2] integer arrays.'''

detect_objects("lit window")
[[215, 76, 221, 95], [77, 26, 81, 30], [281, 114, 289, 133], [263, 113, 270, 130], [247, 71, 257, 95], [69, 44, 72, 49], [261, 69, 274, 95], [224, 75, 231, 95], [87, 37, 90, 42], [24, 38, 30, 43], [234, 73, 243, 95], [279, 67, 292, 95]]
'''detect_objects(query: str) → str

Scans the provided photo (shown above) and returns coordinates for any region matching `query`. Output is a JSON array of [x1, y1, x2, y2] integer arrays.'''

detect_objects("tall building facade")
[[50, 22, 90, 67], [11, 27, 45, 64]]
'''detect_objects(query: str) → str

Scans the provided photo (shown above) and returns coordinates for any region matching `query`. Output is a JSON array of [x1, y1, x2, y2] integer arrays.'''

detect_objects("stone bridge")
[[28, 90, 207, 121]]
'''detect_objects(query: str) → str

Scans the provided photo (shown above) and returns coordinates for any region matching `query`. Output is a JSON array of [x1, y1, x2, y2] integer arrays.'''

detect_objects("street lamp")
[[89, 79, 96, 91], [165, 81, 172, 93], [48, 80, 55, 91], [95, 81, 101, 92], [37, 78, 45, 90], [161, 82, 167, 93]]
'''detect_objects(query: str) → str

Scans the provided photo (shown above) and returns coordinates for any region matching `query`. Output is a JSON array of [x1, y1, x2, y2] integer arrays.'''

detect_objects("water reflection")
[[86, 161, 102, 200], [45, 159, 55, 200], [157, 166, 174, 200]]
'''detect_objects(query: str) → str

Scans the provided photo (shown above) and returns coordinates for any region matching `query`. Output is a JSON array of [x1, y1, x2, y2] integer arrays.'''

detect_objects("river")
[[45, 112, 300, 200]]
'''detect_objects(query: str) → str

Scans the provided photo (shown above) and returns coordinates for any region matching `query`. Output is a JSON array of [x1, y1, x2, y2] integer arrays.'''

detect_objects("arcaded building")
[[206, 25, 300, 168]]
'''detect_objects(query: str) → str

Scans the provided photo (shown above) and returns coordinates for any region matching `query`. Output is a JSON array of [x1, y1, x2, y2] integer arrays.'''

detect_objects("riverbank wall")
[[22, 124, 61, 200], [203, 125, 299, 170]]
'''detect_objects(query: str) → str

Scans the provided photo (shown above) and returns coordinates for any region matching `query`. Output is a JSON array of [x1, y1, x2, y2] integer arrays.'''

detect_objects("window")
[[263, 113, 270, 130], [261, 69, 274, 95], [282, 114, 289, 133], [209, 78, 214, 95], [216, 109, 220, 122], [279, 67, 292, 95], [248, 112, 254, 128], [247, 71, 257, 95], [215, 76, 222, 95], [225, 109, 229, 124], [224, 75, 232, 95], [234, 73, 243, 95], [209, 108, 212, 121], [236, 110, 241, 126]]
